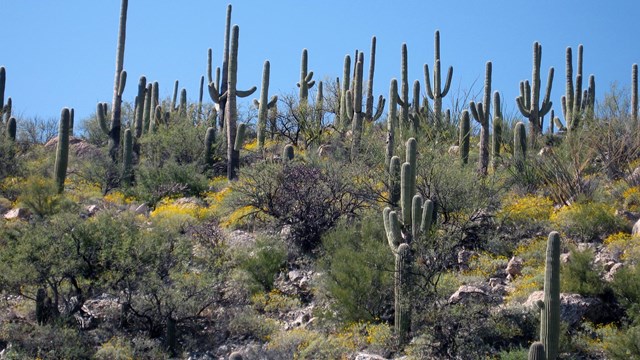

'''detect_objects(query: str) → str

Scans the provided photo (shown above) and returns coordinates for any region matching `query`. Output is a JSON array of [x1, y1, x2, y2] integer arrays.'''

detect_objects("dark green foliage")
[[236, 235, 287, 293], [54, 108, 70, 193], [319, 212, 393, 322], [561, 247, 605, 297], [134, 161, 208, 206], [611, 265, 640, 321]]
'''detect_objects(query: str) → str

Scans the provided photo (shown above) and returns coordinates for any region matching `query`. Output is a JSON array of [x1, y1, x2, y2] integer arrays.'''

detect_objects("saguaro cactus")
[[540, 231, 561, 360], [297, 48, 315, 107], [514, 121, 527, 170], [337, 55, 351, 131], [122, 128, 133, 185], [348, 59, 364, 159], [204, 126, 216, 170], [469, 61, 492, 175], [207, 4, 233, 130], [283, 144, 294, 161], [109, 0, 129, 161], [386, 79, 399, 168], [492, 92, 502, 170], [0, 66, 5, 119], [424, 30, 454, 124], [383, 138, 434, 346], [134, 75, 146, 138], [562, 45, 583, 131], [365, 36, 385, 123], [217, 25, 257, 180], [633, 64, 638, 122], [254, 60, 278, 151], [528, 341, 546, 360], [459, 110, 470, 164], [54, 108, 71, 194], [6, 117, 17, 141], [516, 42, 554, 146], [396, 44, 410, 136]]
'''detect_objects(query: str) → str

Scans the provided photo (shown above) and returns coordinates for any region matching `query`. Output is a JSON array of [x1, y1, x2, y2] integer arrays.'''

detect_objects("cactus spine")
[[254, 60, 278, 151], [223, 25, 257, 180], [459, 110, 470, 164], [365, 36, 385, 123], [540, 231, 561, 360], [469, 62, 492, 174], [54, 108, 71, 194], [297, 49, 315, 107], [528, 341, 546, 360], [516, 42, 554, 146], [424, 31, 454, 124], [109, 0, 129, 161], [633, 64, 638, 122], [383, 138, 434, 346], [122, 128, 133, 185], [492, 92, 502, 171]]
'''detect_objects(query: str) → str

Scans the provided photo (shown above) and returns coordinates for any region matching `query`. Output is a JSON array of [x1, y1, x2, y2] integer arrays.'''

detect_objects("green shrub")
[[551, 201, 625, 242], [318, 212, 393, 323], [235, 235, 287, 293], [0, 322, 92, 359], [611, 265, 640, 321], [266, 328, 351, 360], [134, 161, 208, 206], [228, 307, 279, 341], [601, 323, 640, 359], [561, 247, 606, 297]]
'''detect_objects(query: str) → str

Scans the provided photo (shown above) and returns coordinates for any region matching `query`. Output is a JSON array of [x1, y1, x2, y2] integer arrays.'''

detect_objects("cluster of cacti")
[[561, 45, 596, 132], [539, 231, 561, 360], [382, 138, 434, 346], [54, 108, 71, 194], [425, 30, 453, 125], [516, 42, 554, 146], [469, 62, 492, 174], [254, 60, 278, 151], [1, 66, 16, 142]]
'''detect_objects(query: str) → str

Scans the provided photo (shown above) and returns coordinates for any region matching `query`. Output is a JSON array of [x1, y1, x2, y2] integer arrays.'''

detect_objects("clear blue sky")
[[3, 1, 640, 127]]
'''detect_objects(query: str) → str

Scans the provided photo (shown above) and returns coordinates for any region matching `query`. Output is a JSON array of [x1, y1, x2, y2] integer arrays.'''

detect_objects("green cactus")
[[389, 155, 401, 206], [97, 102, 109, 135], [6, 117, 16, 141], [3, 97, 11, 124], [204, 126, 216, 170], [108, 0, 129, 161], [424, 30, 454, 125], [386, 79, 398, 169], [283, 144, 294, 161], [459, 110, 470, 164], [150, 105, 162, 133], [179, 88, 187, 116], [396, 44, 410, 138], [349, 59, 364, 160], [198, 75, 205, 122], [122, 128, 133, 185], [514, 121, 527, 171], [365, 36, 385, 123], [408, 80, 428, 133], [583, 75, 596, 113], [315, 81, 324, 129], [0, 66, 5, 118], [223, 25, 257, 180], [298, 48, 315, 106], [492, 92, 502, 171], [234, 123, 246, 151], [516, 42, 554, 146], [540, 231, 561, 360], [562, 46, 582, 131], [469, 61, 492, 175], [54, 108, 71, 194], [337, 55, 351, 131], [207, 4, 232, 129], [633, 64, 638, 122], [69, 108, 75, 137], [528, 341, 546, 360], [171, 80, 179, 112], [382, 137, 434, 346], [254, 60, 278, 151], [142, 83, 152, 135], [134, 75, 146, 138]]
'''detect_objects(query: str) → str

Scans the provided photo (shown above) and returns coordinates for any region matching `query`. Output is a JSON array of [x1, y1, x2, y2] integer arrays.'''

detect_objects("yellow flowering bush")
[[505, 236, 548, 303], [604, 232, 640, 262], [623, 186, 640, 212], [497, 194, 554, 226], [551, 202, 624, 241], [150, 198, 209, 221]]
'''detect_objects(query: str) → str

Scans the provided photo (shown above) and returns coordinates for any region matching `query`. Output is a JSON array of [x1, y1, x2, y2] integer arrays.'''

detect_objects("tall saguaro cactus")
[[365, 36, 385, 123], [134, 76, 146, 138], [298, 49, 315, 107], [633, 63, 638, 122], [254, 60, 278, 151], [348, 59, 364, 159], [383, 138, 434, 346], [492, 92, 502, 170], [459, 110, 470, 164], [516, 42, 554, 146], [206, 4, 232, 130], [337, 55, 351, 131], [386, 79, 399, 168], [54, 108, 71, 194], [396, 44, 410, 136], [540, 231, 561, 360], [109, 0, 129, 161], [424, 30, 454, 124], [514, 121, 527, 171], [469, 61, 492, 175], [0, 67, 6, 120], [223, 25, 257, 180], [562, 45, 583, 131], [528, 342, 546, 360], [122, 128, 133, 185]]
